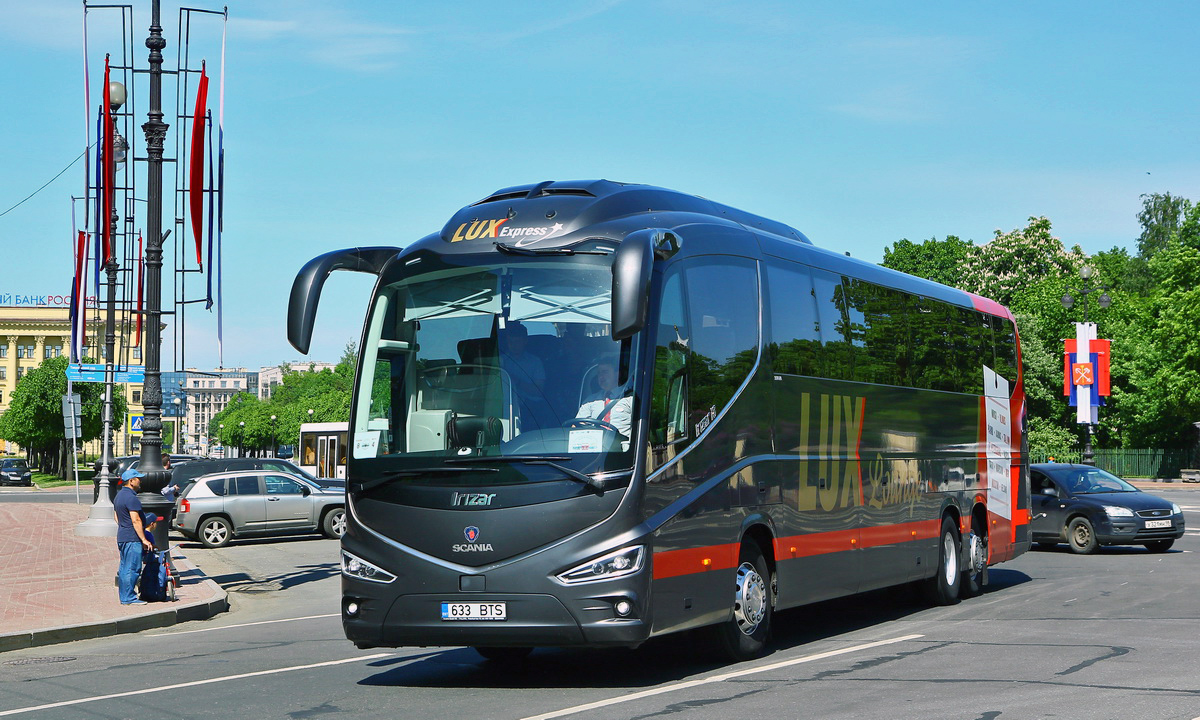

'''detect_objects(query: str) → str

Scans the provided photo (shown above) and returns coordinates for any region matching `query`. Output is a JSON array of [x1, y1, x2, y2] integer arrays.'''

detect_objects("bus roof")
[[400, 179, 1013, 322]]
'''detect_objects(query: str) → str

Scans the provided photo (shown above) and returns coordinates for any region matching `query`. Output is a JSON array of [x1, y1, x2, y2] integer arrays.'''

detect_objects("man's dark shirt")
[[113, 487, 143, 544]]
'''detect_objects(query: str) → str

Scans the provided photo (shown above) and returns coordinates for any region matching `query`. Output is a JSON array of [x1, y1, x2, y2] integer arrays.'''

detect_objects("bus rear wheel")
[[961, 518, 987, 598], [922, 516, 962, 606], [714, 542, 772, 662]]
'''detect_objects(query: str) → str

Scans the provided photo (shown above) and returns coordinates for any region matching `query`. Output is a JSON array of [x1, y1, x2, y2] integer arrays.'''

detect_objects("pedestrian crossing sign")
[[129, 414, 144, 434]]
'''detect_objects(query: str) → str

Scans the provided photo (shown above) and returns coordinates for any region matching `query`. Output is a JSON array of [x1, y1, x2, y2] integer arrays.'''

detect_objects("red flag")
[[102, 56, 114, 263], [189, 63, 210, 268], [135, 233, 144, 346]]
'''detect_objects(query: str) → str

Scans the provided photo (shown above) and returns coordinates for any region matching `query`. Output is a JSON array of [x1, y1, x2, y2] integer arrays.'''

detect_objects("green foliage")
[[209, 351, 359, 452], [881, 235, 974, 287], [883, 202, 1200, 452], [0, 356, 126, 476]]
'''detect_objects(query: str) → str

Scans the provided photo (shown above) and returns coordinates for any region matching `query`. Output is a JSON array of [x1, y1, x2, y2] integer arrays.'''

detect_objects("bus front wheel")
[[714, 542, 773, 662], [922, 516, 962, 606]]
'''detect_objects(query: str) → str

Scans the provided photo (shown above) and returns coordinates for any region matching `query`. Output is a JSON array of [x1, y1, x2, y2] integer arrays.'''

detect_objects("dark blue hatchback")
[[1030, 463, 1185, 554]]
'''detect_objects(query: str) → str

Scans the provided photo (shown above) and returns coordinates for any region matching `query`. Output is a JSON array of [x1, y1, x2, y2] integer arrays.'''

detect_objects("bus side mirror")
[[288, 246, 400, 354], [611, 229, 657, 340]]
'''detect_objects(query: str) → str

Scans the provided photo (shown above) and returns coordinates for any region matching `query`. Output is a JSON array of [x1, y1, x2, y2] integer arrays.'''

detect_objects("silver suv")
[[173, 469, 346, 548]]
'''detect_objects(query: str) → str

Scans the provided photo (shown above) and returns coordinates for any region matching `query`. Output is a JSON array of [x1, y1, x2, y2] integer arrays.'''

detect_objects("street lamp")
[[1061, 265, 1112, 466], [77, 78, 128, 537], [270, 414, 277, 458], [238, 420, 245, 458], [218, 423, 224, 457], [172, 396, 182, 451]]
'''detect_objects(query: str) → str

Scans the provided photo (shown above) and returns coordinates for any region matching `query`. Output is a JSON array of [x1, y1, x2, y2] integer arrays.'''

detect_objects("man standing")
[[115, 468, 154, 604]]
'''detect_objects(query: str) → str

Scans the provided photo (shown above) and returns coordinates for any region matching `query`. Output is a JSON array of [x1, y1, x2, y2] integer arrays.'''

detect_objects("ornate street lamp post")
[[130, 0, 174, 549], [1061, 265, 1111, 466], [77, 79, 128, 536]]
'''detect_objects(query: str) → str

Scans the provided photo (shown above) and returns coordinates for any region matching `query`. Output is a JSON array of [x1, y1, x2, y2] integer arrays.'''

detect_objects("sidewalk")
[[0, 498, 228, 653]]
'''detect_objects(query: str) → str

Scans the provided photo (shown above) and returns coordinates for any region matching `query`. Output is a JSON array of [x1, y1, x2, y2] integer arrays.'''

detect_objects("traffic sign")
[[65, 363, 146, 384], [62, 393, 82, 439], [128, 413, 144, 434]]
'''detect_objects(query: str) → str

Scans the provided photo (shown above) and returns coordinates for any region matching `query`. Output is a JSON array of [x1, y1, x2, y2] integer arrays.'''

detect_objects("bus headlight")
[[342, 551, 396, 584], [557, 546, 645, 585]]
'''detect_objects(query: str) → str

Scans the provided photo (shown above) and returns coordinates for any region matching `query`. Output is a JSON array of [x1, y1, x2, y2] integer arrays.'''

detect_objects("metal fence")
[[1028, 449, 1200, 479]]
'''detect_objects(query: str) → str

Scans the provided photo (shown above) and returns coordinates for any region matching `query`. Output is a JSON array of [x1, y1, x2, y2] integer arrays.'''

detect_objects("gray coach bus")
[[288, 180, 1030, 662]]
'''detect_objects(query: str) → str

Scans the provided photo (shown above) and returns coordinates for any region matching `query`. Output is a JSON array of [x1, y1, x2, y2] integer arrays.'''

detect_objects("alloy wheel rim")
[[733, 561, 767, 635], [943, 533, 958, 584]]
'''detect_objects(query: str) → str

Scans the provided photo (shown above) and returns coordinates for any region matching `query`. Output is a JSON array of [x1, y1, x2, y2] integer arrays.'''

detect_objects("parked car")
[[0, 458, 33, 487], [1030, 463, 1185, 554], [172, 457, 344, 491], [172, 469, 346, 548], [91, 454, 204, 501]]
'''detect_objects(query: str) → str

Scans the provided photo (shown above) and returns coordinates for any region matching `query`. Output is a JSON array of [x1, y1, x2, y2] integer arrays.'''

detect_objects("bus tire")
[[714, 542, 773, 662], [922, 516, 961, 606], [474, 647, 532, 662], [961, 517, 987, 598]]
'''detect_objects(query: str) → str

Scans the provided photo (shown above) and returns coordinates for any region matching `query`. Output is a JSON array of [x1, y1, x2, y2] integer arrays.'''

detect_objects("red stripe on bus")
[[654, 520, 944, 580], [652, 543, 740, 580]]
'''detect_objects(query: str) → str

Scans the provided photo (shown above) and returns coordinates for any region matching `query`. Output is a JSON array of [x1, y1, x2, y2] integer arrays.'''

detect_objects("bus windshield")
[[350, 258, 638, 482]]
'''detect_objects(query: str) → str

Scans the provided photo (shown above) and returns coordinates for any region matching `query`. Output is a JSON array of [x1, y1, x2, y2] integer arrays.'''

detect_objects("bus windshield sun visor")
[[288, 246, 400, 355]]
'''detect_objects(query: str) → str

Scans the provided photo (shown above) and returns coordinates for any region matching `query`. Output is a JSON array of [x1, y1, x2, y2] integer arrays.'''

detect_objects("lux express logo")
[[449, 218, 565, 244]]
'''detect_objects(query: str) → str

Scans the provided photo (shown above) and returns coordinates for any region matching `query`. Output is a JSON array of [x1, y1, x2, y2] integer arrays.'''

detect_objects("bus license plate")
[[1144, 519, 1172, 529], [441, 602, 507, 621]]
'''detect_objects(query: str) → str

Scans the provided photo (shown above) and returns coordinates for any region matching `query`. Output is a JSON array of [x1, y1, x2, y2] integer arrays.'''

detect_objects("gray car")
[[172, 469, 346, 548]]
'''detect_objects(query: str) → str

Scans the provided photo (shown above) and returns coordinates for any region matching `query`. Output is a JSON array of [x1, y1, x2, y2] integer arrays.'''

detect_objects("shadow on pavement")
[[358, 569, 1034, 690]]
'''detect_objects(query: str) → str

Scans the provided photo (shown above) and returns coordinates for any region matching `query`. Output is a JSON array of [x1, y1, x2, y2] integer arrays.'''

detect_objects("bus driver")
[[575, 359, 632, 439]]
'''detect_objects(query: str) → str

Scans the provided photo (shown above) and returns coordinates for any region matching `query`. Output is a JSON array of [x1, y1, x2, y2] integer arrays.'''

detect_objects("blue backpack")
[[139, 550, 169, 602]]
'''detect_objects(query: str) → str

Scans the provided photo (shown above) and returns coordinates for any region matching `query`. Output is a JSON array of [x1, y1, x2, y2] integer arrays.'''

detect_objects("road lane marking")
[[0, 653, 392, 717], [148, 613, 339, 636], [520, 634, 924, 720]]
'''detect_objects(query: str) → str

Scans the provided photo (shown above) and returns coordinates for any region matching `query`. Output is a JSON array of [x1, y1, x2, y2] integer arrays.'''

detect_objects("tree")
[[960, 217, 1085, 308], [0, 356, 126, 476], [1136, 192, 1193, 259], [881, 235, 975, 287]]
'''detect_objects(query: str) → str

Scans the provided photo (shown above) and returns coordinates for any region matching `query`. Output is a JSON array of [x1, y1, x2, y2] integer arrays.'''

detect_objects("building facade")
[[0, 304, 144, 457], [178, 367, 258, 456]]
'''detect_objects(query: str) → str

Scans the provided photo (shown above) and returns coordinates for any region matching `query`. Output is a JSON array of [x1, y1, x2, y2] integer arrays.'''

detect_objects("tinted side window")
[[649, 270, 690, 447], [232, 476, 261, 496], [205, 478, 227, 496], [811, 269, 852, 381], [265, 475, 305, 495], [766, 263, 821, 377], [685, 258, 759, 425], [992, 315, 1019, 386]]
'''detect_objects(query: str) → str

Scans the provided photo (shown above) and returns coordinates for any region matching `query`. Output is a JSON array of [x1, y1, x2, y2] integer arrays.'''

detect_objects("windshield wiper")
[[493, 242, 612, 256], [445, 455, 603, 493], [356, 466, 497, 494]]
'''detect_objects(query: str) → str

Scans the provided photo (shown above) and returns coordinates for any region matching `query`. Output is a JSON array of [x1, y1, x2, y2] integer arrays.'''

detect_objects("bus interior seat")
[[457, 338, 497, 370], [446, 412, 502, 448], [418, 359, 457, 409]]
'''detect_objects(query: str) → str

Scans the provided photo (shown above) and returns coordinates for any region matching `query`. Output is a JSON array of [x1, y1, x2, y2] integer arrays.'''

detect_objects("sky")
[[1, 1, 1197, 373]]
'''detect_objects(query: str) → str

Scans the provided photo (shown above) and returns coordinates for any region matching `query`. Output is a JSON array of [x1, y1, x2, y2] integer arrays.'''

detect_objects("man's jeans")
[[117, 541, 144, 603]]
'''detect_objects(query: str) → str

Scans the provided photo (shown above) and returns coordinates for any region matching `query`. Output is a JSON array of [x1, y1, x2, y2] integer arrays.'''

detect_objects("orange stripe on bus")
[[652, 543, 740, 580]]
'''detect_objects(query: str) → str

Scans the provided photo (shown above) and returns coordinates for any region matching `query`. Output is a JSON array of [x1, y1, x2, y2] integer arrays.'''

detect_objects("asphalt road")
[[1, 488, 1198, 720]]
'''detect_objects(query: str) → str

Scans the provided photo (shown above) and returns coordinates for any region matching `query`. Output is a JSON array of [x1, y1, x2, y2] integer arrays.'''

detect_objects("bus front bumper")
[[341, 579, 651, 650]]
